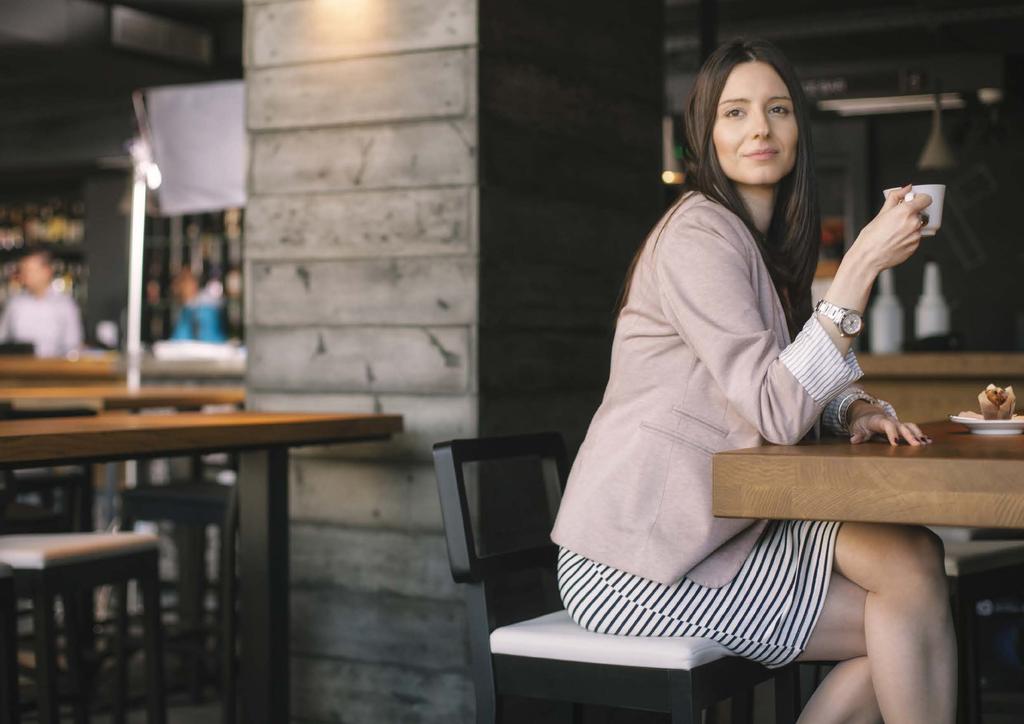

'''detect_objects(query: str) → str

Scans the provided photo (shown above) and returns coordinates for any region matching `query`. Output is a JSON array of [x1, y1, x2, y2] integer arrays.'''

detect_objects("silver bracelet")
[[837, 391, 879, 434]]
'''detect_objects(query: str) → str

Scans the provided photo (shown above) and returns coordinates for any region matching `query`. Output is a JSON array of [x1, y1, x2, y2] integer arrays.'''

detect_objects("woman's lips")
[[745, 150, 778, 160]]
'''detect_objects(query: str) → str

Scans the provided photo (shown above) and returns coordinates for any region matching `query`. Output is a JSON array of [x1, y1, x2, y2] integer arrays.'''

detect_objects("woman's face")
[[712, 61, 798, 191]]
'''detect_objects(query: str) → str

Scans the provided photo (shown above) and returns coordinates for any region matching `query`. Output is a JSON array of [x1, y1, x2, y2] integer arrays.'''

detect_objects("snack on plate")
[[956, 410, 984, 420], [978, 384, 1015, 420]]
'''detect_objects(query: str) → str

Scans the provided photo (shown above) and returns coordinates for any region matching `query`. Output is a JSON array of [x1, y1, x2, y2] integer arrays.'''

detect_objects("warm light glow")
[[306, 0, 390, 56], [817, 93, 964, 116], [662, 171, 685, 185]]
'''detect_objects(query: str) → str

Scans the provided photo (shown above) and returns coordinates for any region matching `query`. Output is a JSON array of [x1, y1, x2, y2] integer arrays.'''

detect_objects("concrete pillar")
[[244, 1, 661, 720]]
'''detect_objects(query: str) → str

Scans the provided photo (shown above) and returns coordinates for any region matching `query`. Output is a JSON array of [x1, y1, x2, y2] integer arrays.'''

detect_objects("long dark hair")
[[621, 38, 819, 339]]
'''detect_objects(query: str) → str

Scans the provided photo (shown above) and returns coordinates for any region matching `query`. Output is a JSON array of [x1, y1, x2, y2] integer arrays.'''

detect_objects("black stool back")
[[434, 432, 574, 722], [0, 563, 16, 724]]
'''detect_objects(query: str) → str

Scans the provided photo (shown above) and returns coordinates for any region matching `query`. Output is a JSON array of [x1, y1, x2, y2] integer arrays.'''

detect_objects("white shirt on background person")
[[0, 288, 83, 358]]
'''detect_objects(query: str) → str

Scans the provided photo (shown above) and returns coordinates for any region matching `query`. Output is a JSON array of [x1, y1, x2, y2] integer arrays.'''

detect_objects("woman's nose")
[[749, 111, 771, 138]]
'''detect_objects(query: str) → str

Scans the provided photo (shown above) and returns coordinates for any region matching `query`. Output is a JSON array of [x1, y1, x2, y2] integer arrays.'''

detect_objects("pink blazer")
[[551, 192, 835, 587]]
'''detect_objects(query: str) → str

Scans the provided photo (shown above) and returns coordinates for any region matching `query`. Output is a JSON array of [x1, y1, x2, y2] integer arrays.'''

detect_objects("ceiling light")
[[817, 93, 964, 116]]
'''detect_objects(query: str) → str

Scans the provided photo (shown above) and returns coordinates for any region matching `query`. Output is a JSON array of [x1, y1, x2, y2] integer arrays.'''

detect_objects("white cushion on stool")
[[0, 533, 159, 570], [490, 610, 732, 670], [944, 540, 1024, 577]]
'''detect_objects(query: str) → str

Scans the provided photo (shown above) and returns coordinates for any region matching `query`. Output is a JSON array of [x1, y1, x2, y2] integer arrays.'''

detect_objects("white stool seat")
[[0, 533, 159, 570], [944, 540, 1024, 577], [490, 610, 732, 670]]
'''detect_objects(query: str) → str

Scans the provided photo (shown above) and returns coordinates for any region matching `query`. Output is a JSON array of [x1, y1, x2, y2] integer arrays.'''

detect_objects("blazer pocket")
[[670, 406, 728, 437], [640, 420, 715, 456]]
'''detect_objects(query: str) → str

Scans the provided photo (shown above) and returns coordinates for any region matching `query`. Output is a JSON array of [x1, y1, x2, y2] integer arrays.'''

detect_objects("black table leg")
[[239, 447, 289, 724]]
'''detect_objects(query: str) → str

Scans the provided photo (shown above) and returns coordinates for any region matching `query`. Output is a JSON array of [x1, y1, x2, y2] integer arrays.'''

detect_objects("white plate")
[[948, 415, 1024, 436]]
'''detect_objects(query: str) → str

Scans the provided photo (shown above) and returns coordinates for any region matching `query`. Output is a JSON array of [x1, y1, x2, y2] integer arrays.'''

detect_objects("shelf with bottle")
[[0, 197, 86, 250], [0, 195, 89, 311], [142, 207, 244, 345]]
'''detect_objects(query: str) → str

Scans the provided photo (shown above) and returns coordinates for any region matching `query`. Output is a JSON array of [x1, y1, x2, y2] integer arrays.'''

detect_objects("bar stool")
[[120, 479, 238, 724], [0, 533, 167, 724], [1, 563, 17, 724], [0, 403, 167, 724]]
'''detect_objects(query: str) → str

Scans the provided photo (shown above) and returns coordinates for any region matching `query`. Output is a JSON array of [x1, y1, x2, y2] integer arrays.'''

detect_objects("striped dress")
[[557, 519, 841, 668]]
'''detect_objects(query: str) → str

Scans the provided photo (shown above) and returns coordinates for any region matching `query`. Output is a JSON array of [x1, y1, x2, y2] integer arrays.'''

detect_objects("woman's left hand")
[[848, 407, 931, 446]]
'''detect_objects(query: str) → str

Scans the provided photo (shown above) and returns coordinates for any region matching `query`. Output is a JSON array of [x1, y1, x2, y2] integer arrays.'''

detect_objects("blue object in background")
[[171, 303, 227, 343]]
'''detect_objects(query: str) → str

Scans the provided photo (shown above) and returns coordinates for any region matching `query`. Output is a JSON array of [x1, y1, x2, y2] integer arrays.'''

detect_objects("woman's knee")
[[879, 526, 947, 600], [841, 523, 946, 596]]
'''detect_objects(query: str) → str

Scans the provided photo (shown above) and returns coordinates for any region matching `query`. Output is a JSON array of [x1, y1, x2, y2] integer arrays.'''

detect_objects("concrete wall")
[[243, 1, 661, 721]]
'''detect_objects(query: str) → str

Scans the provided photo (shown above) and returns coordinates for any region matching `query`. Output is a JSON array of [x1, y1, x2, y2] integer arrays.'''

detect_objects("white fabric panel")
[[489, 610, 732, 669], [146, 79, 246, 215]]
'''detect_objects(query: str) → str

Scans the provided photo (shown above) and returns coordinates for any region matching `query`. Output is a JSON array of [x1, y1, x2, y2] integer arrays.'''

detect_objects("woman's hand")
[[848, 403, 932, 446], [847, 184, 932, 275]]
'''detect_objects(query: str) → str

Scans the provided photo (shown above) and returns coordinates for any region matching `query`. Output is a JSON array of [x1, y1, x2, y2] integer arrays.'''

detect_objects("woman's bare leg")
[[834, 522, 956, 724], [796, 572, 880, 724], [797, 522, 956, 724]]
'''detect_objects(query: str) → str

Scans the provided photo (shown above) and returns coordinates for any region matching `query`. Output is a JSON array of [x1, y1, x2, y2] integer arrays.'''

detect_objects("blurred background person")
[[0, 244, 83, 357], [169, 266, 227, 343]]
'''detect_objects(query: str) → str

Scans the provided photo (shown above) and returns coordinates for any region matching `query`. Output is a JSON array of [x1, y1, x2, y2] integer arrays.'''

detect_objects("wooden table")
[[0, 355, 121, 386], [713, 421, 1024, 528], [0, 385, 245, 412], [0, 411, 404, 724]]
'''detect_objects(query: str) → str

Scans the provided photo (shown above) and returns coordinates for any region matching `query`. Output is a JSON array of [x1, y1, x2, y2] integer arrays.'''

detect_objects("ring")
[[918, 213, 929, 228]]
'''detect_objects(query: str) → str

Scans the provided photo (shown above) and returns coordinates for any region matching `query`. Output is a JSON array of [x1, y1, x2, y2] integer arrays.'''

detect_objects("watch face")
[[840, 312, 863, 336]]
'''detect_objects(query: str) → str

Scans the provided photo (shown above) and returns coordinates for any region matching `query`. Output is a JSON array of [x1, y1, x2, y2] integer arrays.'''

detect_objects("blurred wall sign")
[[144, 80, 246, 216]]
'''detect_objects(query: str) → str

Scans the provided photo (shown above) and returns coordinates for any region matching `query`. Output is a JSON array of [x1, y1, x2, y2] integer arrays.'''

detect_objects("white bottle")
[[869, 269, 903, 353], [914, 261, 950, 339]]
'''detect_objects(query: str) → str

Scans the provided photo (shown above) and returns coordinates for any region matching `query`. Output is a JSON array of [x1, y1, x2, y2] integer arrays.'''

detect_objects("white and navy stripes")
[[557, 519, 841, 668]]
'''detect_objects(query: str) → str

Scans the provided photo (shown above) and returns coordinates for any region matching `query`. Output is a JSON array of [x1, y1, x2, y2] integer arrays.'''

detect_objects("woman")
[[550, 38, 955, 724]]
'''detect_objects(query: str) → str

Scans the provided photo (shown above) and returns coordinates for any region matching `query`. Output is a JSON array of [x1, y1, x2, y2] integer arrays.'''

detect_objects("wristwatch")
[[814, 299, 864, 337]]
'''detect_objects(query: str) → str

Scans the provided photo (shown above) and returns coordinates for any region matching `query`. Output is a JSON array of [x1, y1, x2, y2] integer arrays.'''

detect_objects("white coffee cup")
[[882, 184, 946, 236]]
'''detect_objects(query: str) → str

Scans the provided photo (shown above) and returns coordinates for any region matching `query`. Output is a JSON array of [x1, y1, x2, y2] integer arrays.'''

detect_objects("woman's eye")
[[724, 108, 742, 118], [770, 105, 790, 115]]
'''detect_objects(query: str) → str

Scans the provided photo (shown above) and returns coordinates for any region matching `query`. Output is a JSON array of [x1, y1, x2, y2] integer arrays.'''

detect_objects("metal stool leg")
[[138, 553, 167, 724], [62, 590, 90, 724], [32, 581, 59, 724], [221, 488, 238, 724], [0, 574, 17, 724], [113, 582, 129, 724]]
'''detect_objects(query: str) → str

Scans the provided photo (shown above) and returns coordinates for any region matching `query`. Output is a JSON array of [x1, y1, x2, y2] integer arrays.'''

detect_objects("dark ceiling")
[[665, 0, 1024, 72], [95, 0, 241, 21]]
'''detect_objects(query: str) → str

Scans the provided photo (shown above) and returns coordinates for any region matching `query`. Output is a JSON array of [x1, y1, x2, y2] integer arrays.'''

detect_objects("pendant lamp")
[[917, 92, 956, 170]]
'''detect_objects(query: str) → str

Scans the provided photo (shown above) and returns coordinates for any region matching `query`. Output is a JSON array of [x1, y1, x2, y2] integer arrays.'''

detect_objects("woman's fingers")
[[905, 192, 933, 213], [882, 418, 900, 446], [850, 417, 932, 446], [905, 422, 932, 444], [898, 422, 922, 446], [882, 184, 911, 211]]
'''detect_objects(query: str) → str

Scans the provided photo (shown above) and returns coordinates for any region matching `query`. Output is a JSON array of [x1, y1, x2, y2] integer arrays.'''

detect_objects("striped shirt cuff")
[[823, 389, 900, 435], [779, 316, 862, 405], [844, 349, 863, 377]]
